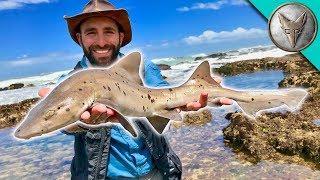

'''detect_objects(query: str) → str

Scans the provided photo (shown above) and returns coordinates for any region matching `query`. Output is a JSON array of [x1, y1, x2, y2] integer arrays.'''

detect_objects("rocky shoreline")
[[0, 98, 39, 129], [220, 53, 320, 169]]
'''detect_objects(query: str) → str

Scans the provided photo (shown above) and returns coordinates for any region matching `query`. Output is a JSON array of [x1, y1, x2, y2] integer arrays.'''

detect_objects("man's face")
[[76, 17, 124, 66]]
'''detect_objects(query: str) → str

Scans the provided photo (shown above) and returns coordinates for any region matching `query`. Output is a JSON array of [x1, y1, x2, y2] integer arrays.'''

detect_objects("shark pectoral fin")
[[146, 115, 171, 134], [144, 110, 182, 134]]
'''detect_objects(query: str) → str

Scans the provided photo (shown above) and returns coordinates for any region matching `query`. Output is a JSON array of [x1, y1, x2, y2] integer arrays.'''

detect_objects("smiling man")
[[38, 0, 232, 179]]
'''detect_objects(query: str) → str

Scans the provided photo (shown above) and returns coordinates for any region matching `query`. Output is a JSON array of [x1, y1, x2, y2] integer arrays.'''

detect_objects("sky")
[[0, 0, 271, 80]]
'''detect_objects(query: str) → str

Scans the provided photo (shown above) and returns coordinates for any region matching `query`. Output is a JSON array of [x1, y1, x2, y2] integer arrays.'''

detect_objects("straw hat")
[[64, 0, 132, 47]]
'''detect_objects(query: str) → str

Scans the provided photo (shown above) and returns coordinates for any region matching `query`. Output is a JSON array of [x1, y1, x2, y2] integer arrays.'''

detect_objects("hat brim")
[[64, 9, 131, 47]]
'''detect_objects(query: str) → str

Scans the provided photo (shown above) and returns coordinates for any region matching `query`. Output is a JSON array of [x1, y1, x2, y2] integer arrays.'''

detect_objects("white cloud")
[[177, 0, 248, 12], [6, 52, 82, 67], [230, 0, 249, 5], [183, 27, 267, 45], [0, 0, 51, 10], [161, 42, 169, 47]]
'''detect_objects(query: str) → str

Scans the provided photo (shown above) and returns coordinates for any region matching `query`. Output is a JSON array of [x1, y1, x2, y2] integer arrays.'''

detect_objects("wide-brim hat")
[[64, 0, 132, 47]]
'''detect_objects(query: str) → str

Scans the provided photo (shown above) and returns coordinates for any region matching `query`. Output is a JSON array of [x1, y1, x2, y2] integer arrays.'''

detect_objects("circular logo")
[[269, 3, 317, 52]]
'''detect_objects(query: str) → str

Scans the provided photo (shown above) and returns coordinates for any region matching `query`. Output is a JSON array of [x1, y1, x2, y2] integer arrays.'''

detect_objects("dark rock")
[[157, 64, 171, 70], [25, 84, 35, 87], [0, 98, 39, 129], [195, 53, 227, 61], [222, 53, 320, 169], [8, 83, 24, 90]]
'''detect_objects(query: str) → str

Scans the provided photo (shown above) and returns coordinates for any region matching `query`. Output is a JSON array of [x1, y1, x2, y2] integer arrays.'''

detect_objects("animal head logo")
[[278, 12, 307, 48]]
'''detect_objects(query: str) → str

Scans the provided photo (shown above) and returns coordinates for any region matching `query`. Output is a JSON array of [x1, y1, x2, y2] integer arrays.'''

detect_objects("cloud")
[[5, 52, 82, 67], [183, 27, 267, 45], [0, 0, 51, 10], [177, 0, 248, 12]]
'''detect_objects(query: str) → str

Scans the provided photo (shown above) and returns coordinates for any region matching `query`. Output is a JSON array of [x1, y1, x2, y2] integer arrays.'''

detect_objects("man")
[[39, 0, 232, 179]]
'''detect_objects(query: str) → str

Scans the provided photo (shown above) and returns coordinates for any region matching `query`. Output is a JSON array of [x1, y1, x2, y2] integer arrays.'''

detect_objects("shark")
[[14, 52, 308, 140]]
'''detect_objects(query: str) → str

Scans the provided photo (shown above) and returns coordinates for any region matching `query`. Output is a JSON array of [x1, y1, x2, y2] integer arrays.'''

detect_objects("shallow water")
[[1, 70, 320, 179]]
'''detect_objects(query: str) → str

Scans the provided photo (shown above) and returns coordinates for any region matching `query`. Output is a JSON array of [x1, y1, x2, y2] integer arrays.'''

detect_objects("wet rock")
[[183, 109, 212, 126], [214, 53, 308, 76], [222, 53, 320, 169], [170, 109, 212, 129], [157, 64, 171, 70], [0, 83, 25, 91], [25, 84, 35, 87], [9, 83, 25, 90], [0, 98, 39, 128]]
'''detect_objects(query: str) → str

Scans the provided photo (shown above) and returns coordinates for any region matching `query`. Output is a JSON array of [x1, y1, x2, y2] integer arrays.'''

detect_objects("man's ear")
[[76, 33, 83, 47], [119, 32, 124, 46]]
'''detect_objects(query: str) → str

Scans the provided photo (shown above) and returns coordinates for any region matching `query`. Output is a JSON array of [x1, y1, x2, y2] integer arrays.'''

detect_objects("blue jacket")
[[65, 55, 181, 180]]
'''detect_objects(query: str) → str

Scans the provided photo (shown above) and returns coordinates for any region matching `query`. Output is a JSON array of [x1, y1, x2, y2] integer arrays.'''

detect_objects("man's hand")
[[176, 77, 233, 112], [80, 103, 115, 125]]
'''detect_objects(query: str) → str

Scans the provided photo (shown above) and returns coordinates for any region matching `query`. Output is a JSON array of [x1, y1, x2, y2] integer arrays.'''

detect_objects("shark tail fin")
[[237, 89, 308, 117], [184, 61, 221, 87]]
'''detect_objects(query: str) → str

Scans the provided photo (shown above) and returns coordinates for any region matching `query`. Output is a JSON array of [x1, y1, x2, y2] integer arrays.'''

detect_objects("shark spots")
[[107, 86, 111, 91], [143, 106, 146, 111], [79, 88, 83, 91], [168, 88, 173, 92], [123, 91, 126, 96], [148, 94, 151, 100], [251, 98, 255, 101]]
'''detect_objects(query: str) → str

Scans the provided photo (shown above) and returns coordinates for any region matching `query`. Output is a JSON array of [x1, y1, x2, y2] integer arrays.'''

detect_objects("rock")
[[0, 83, 25, 91], [222, 53, 320, 169], [0, 98, 39, 129], [8, 83, 24, 90], [183, 109, 212, 126], [25, 84, 35, 87], [214, 53, 304, 76], [157, 64, 171, 70]]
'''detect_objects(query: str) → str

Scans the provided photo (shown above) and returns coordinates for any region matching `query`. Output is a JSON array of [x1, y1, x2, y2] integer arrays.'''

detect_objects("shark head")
[[14, 71, 96, 139], [278, 12, 307, 48]]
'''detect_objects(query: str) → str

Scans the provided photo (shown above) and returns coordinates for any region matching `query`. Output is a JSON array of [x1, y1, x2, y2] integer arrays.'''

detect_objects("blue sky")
[[0, 0, 271, 80]]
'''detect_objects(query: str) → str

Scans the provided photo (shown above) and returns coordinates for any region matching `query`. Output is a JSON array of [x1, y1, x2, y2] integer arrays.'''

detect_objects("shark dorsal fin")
[[185, 61, 220, 86], [111, 52, 143, 85]]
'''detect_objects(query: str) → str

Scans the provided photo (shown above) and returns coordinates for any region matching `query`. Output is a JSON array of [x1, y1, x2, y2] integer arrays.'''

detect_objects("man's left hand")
[[176, 92, 233, 112]]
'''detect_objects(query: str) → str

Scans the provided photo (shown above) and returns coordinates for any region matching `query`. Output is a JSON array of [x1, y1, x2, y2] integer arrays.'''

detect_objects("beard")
[[81, 42, 121, 67]]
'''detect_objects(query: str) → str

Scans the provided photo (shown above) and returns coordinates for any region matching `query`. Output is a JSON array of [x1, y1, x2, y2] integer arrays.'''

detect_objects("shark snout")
[[14, 125, 42, 140]]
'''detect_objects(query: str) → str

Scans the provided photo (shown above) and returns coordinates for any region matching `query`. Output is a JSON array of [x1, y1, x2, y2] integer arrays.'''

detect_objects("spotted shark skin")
[[14, 52, 308, 139]]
